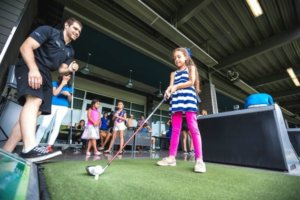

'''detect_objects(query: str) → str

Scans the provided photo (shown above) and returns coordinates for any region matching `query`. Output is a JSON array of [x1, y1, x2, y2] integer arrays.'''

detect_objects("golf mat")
[[42, 159, 300, 200]]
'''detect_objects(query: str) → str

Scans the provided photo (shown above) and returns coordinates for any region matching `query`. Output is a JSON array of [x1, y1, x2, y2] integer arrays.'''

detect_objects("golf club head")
[[86, 165, 105, 177]]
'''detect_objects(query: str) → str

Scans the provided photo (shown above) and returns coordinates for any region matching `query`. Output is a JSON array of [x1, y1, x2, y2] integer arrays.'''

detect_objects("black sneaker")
[[20, 146, 62, 162]]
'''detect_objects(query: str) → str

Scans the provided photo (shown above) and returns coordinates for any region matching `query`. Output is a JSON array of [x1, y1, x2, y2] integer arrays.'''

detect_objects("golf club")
[[87, 97, 166, 177], [69, 71, 75, 144], [62, 70, 76, 151]]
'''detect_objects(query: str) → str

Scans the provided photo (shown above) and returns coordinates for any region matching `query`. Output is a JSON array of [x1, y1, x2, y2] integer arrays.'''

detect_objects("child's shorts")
[[113, 122, 127, 131]]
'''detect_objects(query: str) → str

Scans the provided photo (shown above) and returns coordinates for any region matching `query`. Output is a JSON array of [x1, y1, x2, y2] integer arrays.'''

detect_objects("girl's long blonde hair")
[[172, 47, 201, 93]]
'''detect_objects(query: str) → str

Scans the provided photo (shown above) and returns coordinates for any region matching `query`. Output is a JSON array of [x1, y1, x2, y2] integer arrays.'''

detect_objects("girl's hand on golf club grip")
[[170, 85, 177, 94], [164, 91, 170, 99]]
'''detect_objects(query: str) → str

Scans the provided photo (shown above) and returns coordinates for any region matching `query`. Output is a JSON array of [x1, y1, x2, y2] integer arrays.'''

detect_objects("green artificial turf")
[[43, 159, 300, 200]]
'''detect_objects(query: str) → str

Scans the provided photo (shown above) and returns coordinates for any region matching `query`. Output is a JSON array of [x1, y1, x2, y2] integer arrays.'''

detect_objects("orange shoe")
[[47, 145, 53, 153]]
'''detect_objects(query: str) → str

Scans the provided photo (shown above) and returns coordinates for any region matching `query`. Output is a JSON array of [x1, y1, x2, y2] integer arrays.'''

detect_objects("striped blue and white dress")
[[170, 68, 199, 113]]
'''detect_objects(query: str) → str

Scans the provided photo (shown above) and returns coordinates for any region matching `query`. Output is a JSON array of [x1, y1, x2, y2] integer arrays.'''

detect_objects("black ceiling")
[[43, 0, 300, 124]]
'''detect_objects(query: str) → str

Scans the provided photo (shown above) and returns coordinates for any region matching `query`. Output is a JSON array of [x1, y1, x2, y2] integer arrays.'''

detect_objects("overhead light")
[[157, 81, 163, 98], [246, 0, 263, 17], [233, 79, 258, 94], [126, 69, 133, 88], [287, 67, 300, 87], [80, 53, 91, 75]]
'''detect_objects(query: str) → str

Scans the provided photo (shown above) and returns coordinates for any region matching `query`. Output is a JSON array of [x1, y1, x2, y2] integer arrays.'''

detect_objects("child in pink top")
[[81, 99, 101, 156]]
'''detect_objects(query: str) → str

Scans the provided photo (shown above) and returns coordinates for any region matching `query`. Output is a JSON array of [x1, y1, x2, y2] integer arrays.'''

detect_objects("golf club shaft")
[[106, 98, 166, 167], [69, 71, 75, 144]]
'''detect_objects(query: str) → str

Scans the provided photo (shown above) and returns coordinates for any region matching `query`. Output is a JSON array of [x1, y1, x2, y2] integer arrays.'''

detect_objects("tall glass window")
[[63, 88, 169, 136], [151, 107, 170, 137], [116, 99, 144, 119]]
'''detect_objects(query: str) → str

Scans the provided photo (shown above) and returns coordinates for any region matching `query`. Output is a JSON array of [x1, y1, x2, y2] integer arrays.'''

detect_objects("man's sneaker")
[[20, 146, 62, 163], [157, 157, 176, 166], [194, 159, 206, 173], [183, 151, 188, 155]]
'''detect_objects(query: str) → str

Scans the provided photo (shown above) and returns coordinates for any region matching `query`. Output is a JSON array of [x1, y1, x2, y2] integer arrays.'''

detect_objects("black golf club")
[[87, 97, 166, 177]]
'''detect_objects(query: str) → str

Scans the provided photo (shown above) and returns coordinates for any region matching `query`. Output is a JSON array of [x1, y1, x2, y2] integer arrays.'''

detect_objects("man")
[[2, 17, 83, 162], [126, 114, 137, 130]]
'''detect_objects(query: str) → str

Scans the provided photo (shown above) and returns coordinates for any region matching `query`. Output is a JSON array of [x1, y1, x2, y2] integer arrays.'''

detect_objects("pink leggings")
[[169, 112, 203, 159]]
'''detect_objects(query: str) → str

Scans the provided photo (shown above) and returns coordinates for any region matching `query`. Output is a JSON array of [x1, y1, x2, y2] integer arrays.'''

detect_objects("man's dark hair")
[[65, 17, 83, 28]]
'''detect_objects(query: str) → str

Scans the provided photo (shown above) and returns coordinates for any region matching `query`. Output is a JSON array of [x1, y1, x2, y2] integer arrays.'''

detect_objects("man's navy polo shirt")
[[17, 25, 75, 86]]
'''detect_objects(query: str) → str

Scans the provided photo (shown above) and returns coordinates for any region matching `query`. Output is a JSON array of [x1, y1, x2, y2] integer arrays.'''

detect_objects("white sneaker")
[[98, 147, 104, 151], [157, 157, 176, 166], [194, 159, 206, 173]]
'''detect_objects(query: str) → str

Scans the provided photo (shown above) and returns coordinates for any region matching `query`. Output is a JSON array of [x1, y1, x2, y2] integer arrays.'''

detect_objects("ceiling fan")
[[156, 81, 163, 98], [79, 52, 91, 75], [126, 69, 133, 88]]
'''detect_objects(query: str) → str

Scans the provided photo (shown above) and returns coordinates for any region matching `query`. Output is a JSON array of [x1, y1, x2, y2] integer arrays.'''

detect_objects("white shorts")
[[113, 122, 127, 131]]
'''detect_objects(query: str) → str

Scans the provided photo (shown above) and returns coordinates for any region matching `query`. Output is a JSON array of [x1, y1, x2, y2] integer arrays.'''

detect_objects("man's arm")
[[19, 37, 42, 89]]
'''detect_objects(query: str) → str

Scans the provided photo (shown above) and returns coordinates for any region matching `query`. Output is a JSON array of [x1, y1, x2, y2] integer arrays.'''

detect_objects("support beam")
[[214, 26, 300, 70], [283, 114, 300, 125], [56, 0, 175, 70], [288, 107, 300, 114], [74, 60, 157, 94], [294, 0, 300, 23], [286, 104, 300, 109], [114, 0, 218, 68], [278, 99, 300, 108], [272, 88, 300, 98], [174, 0, 213, 27], [250, 68, 300, 87], [233, 79, 258, 94], [77, 72, 153, 97]]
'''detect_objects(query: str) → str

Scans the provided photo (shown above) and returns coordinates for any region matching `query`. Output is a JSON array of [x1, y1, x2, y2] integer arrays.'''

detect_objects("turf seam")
[[37, 165, 51, 200]]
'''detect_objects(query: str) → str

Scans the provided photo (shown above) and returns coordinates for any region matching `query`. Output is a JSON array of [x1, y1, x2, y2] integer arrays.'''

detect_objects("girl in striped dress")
[[157, 47, 206, 173], [104, 101, 127, 154]]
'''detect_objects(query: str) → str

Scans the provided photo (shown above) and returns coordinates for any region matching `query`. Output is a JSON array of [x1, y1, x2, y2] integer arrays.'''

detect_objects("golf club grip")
[[71, 71, 75, 110], [107, 98, 165, 165]]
